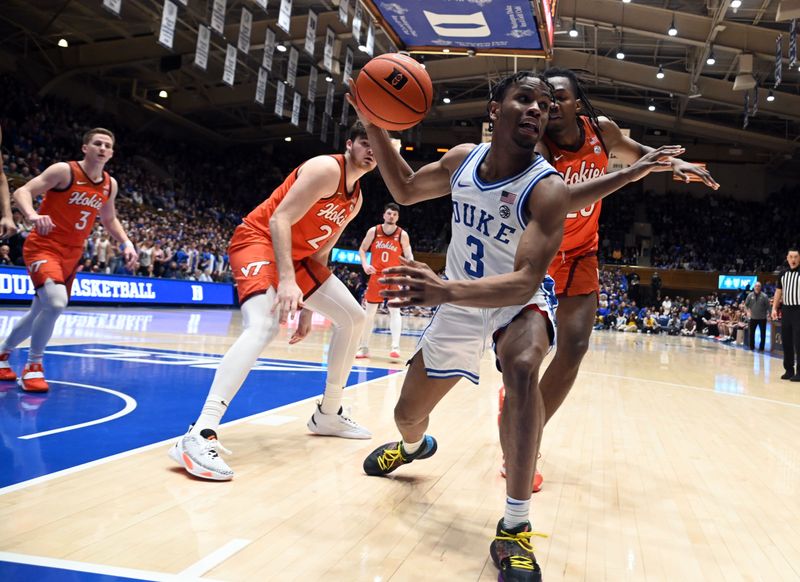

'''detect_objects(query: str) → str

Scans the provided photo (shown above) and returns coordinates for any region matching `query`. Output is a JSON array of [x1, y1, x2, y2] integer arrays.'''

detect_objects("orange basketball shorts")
[[363, 273, 398, 304], [548, 252, 599, 297], [228, 226, 332, 304], [23, 237, 83, 294]]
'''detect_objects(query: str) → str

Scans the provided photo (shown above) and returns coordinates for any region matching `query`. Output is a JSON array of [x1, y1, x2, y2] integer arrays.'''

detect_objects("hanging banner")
[[211, 0, 226, 35], [305, 9, 318, 56], [308, 67, 318, 101], [256, 67, 268, 105], [238, 8, 253, 54], [194, 24, 211, 70], [775, 35, 783, 88], [275, 82, 286, 117], [321, 114, 330, 143], [325, 83, 335, 115], [334, 123, 341, 150], [278, 0, 292, 34], [262, 28, 276, 72], [366, 18, 375, 56], [102, 0, 122, 17], [790, 20, 797, 69], [323, 27, 335, 72], [157, 0, 178, 50], [223, 44, 237, 86], [352, 2, 363, 44], [292, 92, 302, 126], [339, 0, 350, 25], [340, 97, 349, 126], [306, 102, 316, 133], [343, 45, 354, 84], [174, 0, 186, 5], [255, 0, 268, 11], [287, 46, 299, 87]]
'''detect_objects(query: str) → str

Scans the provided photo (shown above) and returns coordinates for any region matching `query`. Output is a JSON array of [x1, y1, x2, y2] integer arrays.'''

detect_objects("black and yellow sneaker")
[[362, 435, 438, 476], [489, 518, 547, 582]]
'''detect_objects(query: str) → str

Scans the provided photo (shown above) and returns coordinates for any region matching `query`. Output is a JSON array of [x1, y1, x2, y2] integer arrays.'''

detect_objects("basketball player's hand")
[[380, 257, 448, 307], [625, 145, 684, 182], [122, 245, 138, 271], [363, 263, 376, 275], [288, 308, 313, 344], [771, 308, 779, 320], [345, 79, 374, 128], [0, 215, 17, 238], [672, 159, 719, 189], [274, 279, 304, 321], [28, 213, 55, 236]]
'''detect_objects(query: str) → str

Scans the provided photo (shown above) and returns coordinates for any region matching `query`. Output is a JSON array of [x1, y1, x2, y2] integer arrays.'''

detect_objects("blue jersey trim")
[[425, 368, 480, 384], [515, 169, 561, 228], [450, 144, 486, 191], [471, 148, 545, 192]]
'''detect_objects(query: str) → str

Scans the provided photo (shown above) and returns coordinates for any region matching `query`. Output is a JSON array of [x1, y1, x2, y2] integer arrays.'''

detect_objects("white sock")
[[389, 307, 402, 349], [192, 395, 229, 434], [402, 437, 423, 455], [503, 496, 531, 529], [27, 353, 43, 365], [320, 381, 342, 414]]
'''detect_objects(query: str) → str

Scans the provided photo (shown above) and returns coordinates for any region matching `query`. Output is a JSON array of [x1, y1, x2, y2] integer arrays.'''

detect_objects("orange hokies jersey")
[[542, 117, 609, 256], [27, 161, 111, 249], [241, 154, 361, 261], [368, 225, 404, 273]]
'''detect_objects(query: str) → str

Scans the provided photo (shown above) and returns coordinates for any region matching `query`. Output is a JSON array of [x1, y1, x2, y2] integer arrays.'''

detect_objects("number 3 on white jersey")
[[307, 224, 333, 249], [75, 210, 91, 230]]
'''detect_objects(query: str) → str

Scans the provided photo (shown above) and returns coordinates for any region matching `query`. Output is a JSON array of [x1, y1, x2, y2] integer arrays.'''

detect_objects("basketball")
[[354, 53, 433, 131]]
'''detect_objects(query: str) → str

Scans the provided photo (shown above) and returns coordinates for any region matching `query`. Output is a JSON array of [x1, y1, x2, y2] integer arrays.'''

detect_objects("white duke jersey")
[[446, 142, 560, 282]]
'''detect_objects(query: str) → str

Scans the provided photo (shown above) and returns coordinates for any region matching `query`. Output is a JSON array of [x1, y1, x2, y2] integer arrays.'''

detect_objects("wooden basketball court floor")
[[1, 305, 799, 581]]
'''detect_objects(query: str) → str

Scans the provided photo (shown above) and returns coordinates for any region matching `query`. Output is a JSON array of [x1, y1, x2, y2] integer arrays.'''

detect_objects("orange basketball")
[[354, 53, 433, 131]]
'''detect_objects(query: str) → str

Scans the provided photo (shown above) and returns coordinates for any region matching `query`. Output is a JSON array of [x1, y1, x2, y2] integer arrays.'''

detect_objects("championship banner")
[[275, 81, 286, 117], [353, 1, 363, 44], [256, 67, 268, 105], [775, 35, 783, 88], [223, 44, 237, 86], [305, 9, 318, 56], [291, 92, 302, 126], [325, 82, 335, 115], [255, 0, 268, 11], [343, 45, 354, 84], [262, 28, 276, 72], [0, 266, 235, 306], [307, 102, 316, 133], [211, 0, 226, 35], [308, 66, 318, 101], [102, 0, 122, 17], [321, 114, 330, 143], [366, 18, 375, 56], [278, 0, 292, 34], [362, 0, 554, 57], [340, 97, 349, 125], [238, 7, 253, 54], [194, 24, 211, 70], [790, 19, 797, 69], [324, 27, 336, 72], [333, 123, 341, 150], [157, 0, 178, 50], [339, 0, 350, 25], [287, 46, 299, 87]]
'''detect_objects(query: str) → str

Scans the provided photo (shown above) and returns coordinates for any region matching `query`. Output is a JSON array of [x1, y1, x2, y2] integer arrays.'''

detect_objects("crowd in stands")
[[595, 268, 776, 346]]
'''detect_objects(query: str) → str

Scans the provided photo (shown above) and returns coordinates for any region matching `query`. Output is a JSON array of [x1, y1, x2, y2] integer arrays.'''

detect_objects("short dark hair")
[[543, 67, 606, 153], [486, 72, 554, 131], [83, 127, 115, 145], [348, 121, 368, 142], [384, 202, 399, 212], [788, 247, 799, 254]]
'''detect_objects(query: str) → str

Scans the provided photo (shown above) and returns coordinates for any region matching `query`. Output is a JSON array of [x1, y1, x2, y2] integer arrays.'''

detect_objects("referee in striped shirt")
[[773, 247, 800, 381]]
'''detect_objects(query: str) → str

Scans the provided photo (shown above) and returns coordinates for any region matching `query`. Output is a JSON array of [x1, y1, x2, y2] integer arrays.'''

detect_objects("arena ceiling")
[[1, 0, 799, 164]]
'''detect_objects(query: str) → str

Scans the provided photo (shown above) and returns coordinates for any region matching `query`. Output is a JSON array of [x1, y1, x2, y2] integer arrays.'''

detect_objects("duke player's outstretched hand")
[[273, 279, 304, 322], [288, 308, 313, 344], [27, 212, 55, 236], [380, 257, 448, 307]]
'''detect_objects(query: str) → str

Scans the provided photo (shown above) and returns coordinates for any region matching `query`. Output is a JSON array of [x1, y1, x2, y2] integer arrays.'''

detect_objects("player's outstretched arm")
[[599, 117, 719, 189], [13, 162, 71, 236], [380, 175, 568, 308], [566, 145, 684, 212], [99, 178, 137, 270], [346, 80, 470, 205]]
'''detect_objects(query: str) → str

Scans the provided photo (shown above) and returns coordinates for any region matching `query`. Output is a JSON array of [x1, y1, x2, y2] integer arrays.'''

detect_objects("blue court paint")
[[0, 344, 391, 489], [0, 561, 150, 582]]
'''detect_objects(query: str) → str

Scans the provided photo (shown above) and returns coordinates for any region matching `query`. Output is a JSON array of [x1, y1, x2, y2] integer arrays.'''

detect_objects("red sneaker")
[[20, 363, 49, 393], [0, 353, 17, 382], [500, 462, 543, 493]]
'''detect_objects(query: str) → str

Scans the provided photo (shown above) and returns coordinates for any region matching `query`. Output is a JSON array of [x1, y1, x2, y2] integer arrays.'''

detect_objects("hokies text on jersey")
[[373, 240, 399, 252], [316, 201, 352, 226], [561, 160, 606, 185], [68, 191, 105, 210]]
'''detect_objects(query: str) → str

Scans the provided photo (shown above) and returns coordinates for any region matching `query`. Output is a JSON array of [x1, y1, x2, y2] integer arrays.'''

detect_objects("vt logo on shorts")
[[240, 261, 271, 277], [29, 259, 48, 273]]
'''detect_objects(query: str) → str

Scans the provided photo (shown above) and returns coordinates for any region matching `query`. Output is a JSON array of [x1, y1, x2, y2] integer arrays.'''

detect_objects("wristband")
[[120, 241, 133, 252]]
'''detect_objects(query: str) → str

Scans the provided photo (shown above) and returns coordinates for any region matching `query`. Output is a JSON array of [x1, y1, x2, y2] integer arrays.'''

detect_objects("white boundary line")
[[584, 371, 800, 409], [178, 539, 252, 578], [0, 371, 402, 497], [19, 380, 137, 440], [0, 551, 220, 581]]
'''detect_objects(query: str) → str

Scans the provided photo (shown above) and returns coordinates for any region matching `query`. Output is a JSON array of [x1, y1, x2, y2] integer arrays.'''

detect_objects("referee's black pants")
[[748, 318, 766, 350], [782, 306, 800, 374]]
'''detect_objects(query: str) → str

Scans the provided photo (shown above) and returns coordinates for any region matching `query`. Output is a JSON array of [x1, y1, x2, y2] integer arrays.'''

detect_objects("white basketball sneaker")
[[355, 347, 370, 359], [172, 428, 234, 481], [307, 402, 372, 439]]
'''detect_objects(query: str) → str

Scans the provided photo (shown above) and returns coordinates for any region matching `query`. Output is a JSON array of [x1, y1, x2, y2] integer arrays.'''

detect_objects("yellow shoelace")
[[377, 443, 406, 471], [494, 529, 548, 571]]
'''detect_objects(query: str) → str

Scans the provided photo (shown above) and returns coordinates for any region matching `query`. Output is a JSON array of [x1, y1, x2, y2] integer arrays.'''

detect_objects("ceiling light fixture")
[[57, 38, 68, 48], [731, 0, 742, 7], [325, 75, 334, 82], [569, 19, 579, 38], [706, 46, 716, 65], [767, 90, 775, 102], [656, 65, 665, 79], [284, 136, 292, 142], [668, 17, 678, 37], [158, 90, 168, 99], [358, 44, 368, 53], [648, 100, 656, 112], [616, 48, 626, 60], [276, 44, 287, 53]]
